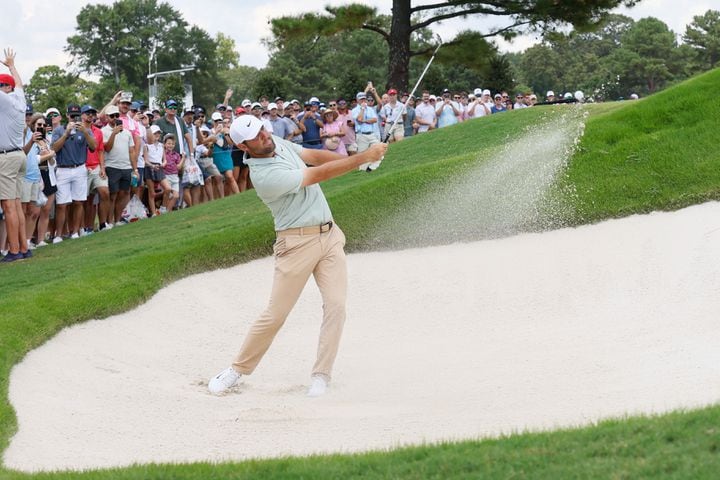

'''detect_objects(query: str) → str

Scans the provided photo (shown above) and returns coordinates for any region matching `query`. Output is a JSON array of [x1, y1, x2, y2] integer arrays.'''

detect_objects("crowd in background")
[[2, 50, 605, 262]]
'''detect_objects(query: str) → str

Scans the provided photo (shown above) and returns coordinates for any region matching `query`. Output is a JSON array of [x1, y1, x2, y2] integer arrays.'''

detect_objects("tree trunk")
[[387, 0, 412, 92]]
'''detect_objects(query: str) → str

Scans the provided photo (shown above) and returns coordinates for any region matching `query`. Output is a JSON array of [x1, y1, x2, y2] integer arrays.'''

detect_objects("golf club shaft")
[[382, 39, 443, 144]]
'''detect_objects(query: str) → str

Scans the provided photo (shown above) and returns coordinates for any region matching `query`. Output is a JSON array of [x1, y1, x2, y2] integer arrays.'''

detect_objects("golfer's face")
[[245, 127, 275, 157]]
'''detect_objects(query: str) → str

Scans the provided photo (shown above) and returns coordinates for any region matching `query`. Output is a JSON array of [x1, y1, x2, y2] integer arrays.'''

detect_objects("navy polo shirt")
[[52, 126, 89, 167]]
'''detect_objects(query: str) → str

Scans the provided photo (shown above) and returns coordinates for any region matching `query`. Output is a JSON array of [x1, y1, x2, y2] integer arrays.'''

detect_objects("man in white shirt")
[[414, 90, 436, 134], [379, 88, 405, 143]]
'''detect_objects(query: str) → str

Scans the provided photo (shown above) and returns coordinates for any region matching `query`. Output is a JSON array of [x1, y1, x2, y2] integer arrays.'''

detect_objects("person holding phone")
[[101, 105, 136, 225], [20, 114, 49, 248], [51, 104, 96, 242]]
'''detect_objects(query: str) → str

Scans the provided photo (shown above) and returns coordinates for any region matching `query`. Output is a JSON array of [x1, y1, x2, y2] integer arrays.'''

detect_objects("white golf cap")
[[290, 99, 299, 105], [119, 91, 133, 103], [630, 93, 639, 99], [482, 89, 491, 96], [149, 125, 161, 134], [268, 102, 278, 110], [309, 96, 320, 103], [241, 99, 252, 107], [211, 112, 223, 121], [473, 88, 482, 96], [251, 102, 262, 109], [547, 90, 555, 97], [106, 105, 120, 115], [230, 115, 263, 144], [574, 90, 585, 101], [429, 94, 436, 100], [45, 107, 60, 116], [564, 92, 573, 99]]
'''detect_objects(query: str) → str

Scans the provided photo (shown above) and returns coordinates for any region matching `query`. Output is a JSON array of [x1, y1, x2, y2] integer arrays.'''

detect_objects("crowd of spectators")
[[2, 53, 600, 262]]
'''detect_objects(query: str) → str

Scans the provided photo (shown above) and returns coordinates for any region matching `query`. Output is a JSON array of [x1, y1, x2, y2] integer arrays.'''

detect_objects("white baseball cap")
[[268, 102, 278, 110], [482, 89, 491, 96], [45, 107, 61, 117], [309, 96, 320, 103], [149, 125, 162, 135], [473, 88, 482, 96], [230, 115, 263, 144], [241, 99, 252, 107], [547, 90, 555, 97], [574, 90, 585, 101], [211, 112, 223, 121], [106, 105, 120, 115], [251, 102, 262, 109]]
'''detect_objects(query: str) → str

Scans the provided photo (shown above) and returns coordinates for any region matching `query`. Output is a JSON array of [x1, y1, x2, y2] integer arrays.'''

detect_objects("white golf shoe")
[[208, 367, 241, 395], [306, 375, 328, 397]]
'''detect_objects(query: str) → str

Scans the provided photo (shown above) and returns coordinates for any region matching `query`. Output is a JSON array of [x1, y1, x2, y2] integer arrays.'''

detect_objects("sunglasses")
[[36, 123, 46, 127], [48, 113, 60, 118], [502, 95, 509, 98], [328, 103, 337, 107], [0, 83, 11, 88], [454, 96, 460, 99], [108, 113, 120, 119], [166, 106, 177, 110]]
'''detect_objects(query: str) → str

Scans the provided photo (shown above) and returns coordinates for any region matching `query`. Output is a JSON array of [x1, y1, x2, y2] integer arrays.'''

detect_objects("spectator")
[[351, 92, 381, 171], [320, 108, 347, 156], [527, 94, 538, 106], [0, 48, 28, 262], [453, 92, 466, 123], [101, 105, 136, 225], [21, 114, 45, 248], [80, 105, 110, 232], [143, 125, 171, 216], [467, 92, 491, 119], [152, 99, 193, 159], [298, 101, 323, 149], [546, 90, 556, 102], [268, 103, 294, 141], [401, 93, 416, 138], [379, 88, 405, 143], [195, 125, 224, 199], [435, 89, 460, 128], [45, 107, 62, 133], [131, 107, 149, 207], [162, 134, 184, 210], [491, 93, 507, 113], [181, 133, 204, 208], [210, 113, 239, 196], [414, 90, 436, 133], [336, 98, 356, 155], [514, 93, 528, 109], [52, 104, 96, 241]]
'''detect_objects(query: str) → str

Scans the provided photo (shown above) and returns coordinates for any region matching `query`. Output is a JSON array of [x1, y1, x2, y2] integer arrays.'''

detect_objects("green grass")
[[1, 68, 720, 478]]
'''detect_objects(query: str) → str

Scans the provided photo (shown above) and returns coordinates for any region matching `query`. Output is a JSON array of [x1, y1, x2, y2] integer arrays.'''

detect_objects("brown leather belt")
[[277, 221, 333, 237]]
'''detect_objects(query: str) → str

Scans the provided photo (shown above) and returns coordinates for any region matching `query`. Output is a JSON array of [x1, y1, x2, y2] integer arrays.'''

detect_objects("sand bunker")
[[5, 202, 720, 472]]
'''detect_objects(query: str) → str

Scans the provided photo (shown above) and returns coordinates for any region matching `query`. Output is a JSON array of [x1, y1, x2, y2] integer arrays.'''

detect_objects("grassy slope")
[[1, 68, 720, 478]]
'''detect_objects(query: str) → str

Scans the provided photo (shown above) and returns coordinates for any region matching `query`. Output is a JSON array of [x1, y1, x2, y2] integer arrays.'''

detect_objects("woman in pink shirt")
[[319, 109, 347, 156]]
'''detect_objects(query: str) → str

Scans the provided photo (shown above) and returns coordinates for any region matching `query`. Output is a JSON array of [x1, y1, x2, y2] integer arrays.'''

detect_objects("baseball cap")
[[229, 115, 263, 144], [193, 105, 206, 115], [130, 101, 141, 111], [356, 92, 366, 100], [0, 73, 15, 89], [482, 89, 491, 96], [235, 106, 244, 115], [529, 94, 537, 100], [546, 90, 555, 97], [67, 104, 81, 115], [25, 104, 33, 114], [429, 94, 436, 100], [211, 112, 223, 121], [241, 99, 252, 107], [149, 125, 162, 135], [494, 93, 502, 99], [183, 107, 195, 116], [442, 88, 451, 94], [387, 88, 398, 95], [106, 105, 120, 115], [290, 99, 299, 105], [274, 96, 283, 102], [216, 103, 227, 111], [268, 102, 278, 110], [80, 105, 97, 114], [474, 88, 482, 96], [630, 93, 639, 99], [251, 102, 262, 110], [163, 133, 175, 142], [564, 92, 573, 99], [165, 99, 178, 107], [309, 96, 320, 104], [119, 92, 133, 103], [45, 107, 60, 117]]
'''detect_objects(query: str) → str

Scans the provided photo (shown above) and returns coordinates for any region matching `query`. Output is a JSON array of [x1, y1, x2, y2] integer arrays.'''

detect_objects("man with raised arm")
[[208, 115, 387, 398]]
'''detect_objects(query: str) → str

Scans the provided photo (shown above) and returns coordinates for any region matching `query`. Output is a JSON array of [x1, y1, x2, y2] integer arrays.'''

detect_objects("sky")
[[0, 0, 715, 85]]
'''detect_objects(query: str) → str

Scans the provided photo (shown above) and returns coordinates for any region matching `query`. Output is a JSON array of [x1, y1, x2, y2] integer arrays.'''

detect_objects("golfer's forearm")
[[301, 155, 368, 186]]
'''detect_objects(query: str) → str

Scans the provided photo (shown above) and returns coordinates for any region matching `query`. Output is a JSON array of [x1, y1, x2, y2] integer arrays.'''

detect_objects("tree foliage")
[[25, 66, 95, 114], [683, 10, 720, 70], [269, 0, 639, 91]]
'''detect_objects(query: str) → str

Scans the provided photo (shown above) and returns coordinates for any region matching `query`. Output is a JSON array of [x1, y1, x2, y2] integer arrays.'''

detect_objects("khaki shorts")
[[87, 165, 109, 194], [21, 179, 40, 203], [0, 150, 26, 201], [384, 124, 405, 143]]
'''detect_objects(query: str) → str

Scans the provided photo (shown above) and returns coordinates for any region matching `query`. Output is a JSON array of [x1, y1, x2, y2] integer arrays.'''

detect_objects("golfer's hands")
[[1, 48, 16, 68], [363, 143, 387, 163]]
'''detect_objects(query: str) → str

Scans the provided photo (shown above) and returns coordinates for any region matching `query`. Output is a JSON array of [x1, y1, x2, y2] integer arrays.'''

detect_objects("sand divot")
[[4, 202, 720, 472]]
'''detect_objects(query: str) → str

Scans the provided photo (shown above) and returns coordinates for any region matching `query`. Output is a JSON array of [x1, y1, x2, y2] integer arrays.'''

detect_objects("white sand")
[[5, 202, 720, 473]]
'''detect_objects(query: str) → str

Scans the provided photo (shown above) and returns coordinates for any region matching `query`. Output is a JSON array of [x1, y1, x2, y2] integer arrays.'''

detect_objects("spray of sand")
[[369, 106, 588, 249]]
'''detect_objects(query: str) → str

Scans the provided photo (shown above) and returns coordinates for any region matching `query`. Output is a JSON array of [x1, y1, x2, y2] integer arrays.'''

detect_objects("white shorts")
[[56, 165, 88, 204], [166, 173, 180, 193], [21, 179, 41, 203]]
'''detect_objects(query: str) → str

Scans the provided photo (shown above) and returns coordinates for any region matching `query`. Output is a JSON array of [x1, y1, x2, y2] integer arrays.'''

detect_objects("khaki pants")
[[357, 133, 381, 171], [233, 225, 347, 380]]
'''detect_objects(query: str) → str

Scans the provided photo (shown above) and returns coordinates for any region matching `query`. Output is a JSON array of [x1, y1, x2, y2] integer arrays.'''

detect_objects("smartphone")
[[115, 119, 124, 127]]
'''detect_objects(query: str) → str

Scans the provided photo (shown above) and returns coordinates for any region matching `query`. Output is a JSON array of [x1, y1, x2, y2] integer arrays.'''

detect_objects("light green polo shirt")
[[245, 136, 332, 231]]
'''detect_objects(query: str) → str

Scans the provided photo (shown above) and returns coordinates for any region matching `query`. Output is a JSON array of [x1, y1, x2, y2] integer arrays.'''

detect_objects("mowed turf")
[[1, 68, 719, 478]]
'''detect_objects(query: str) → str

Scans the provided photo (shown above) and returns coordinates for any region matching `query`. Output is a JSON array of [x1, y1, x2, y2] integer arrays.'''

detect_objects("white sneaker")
[[70, 232, 80, 239], [307, 375, 328, 397], [36, 241, 48, 247], [27, 240, 36, 250], [159, 206, 167, 214], [208, 367, 241, 395], [52, 236, 63, 244]]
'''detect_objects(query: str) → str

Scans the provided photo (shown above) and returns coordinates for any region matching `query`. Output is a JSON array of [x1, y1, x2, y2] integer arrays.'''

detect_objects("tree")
[[157, 74, 186, 110], [269, 0, 639, 91], [25, 66, 96, 114], [683, 10, 720, 71], [65, 0, 221, 106]]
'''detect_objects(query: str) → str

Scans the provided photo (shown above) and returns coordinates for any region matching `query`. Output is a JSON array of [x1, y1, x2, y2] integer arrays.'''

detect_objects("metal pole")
[[382, 36, 443, 144]]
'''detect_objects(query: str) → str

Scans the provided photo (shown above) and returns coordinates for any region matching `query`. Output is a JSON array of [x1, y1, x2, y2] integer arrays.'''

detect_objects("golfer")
[[209, 115, 387, 397]]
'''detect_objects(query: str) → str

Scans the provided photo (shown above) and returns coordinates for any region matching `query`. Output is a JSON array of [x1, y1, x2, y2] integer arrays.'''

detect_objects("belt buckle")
[[320, 221, 333, 233]]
